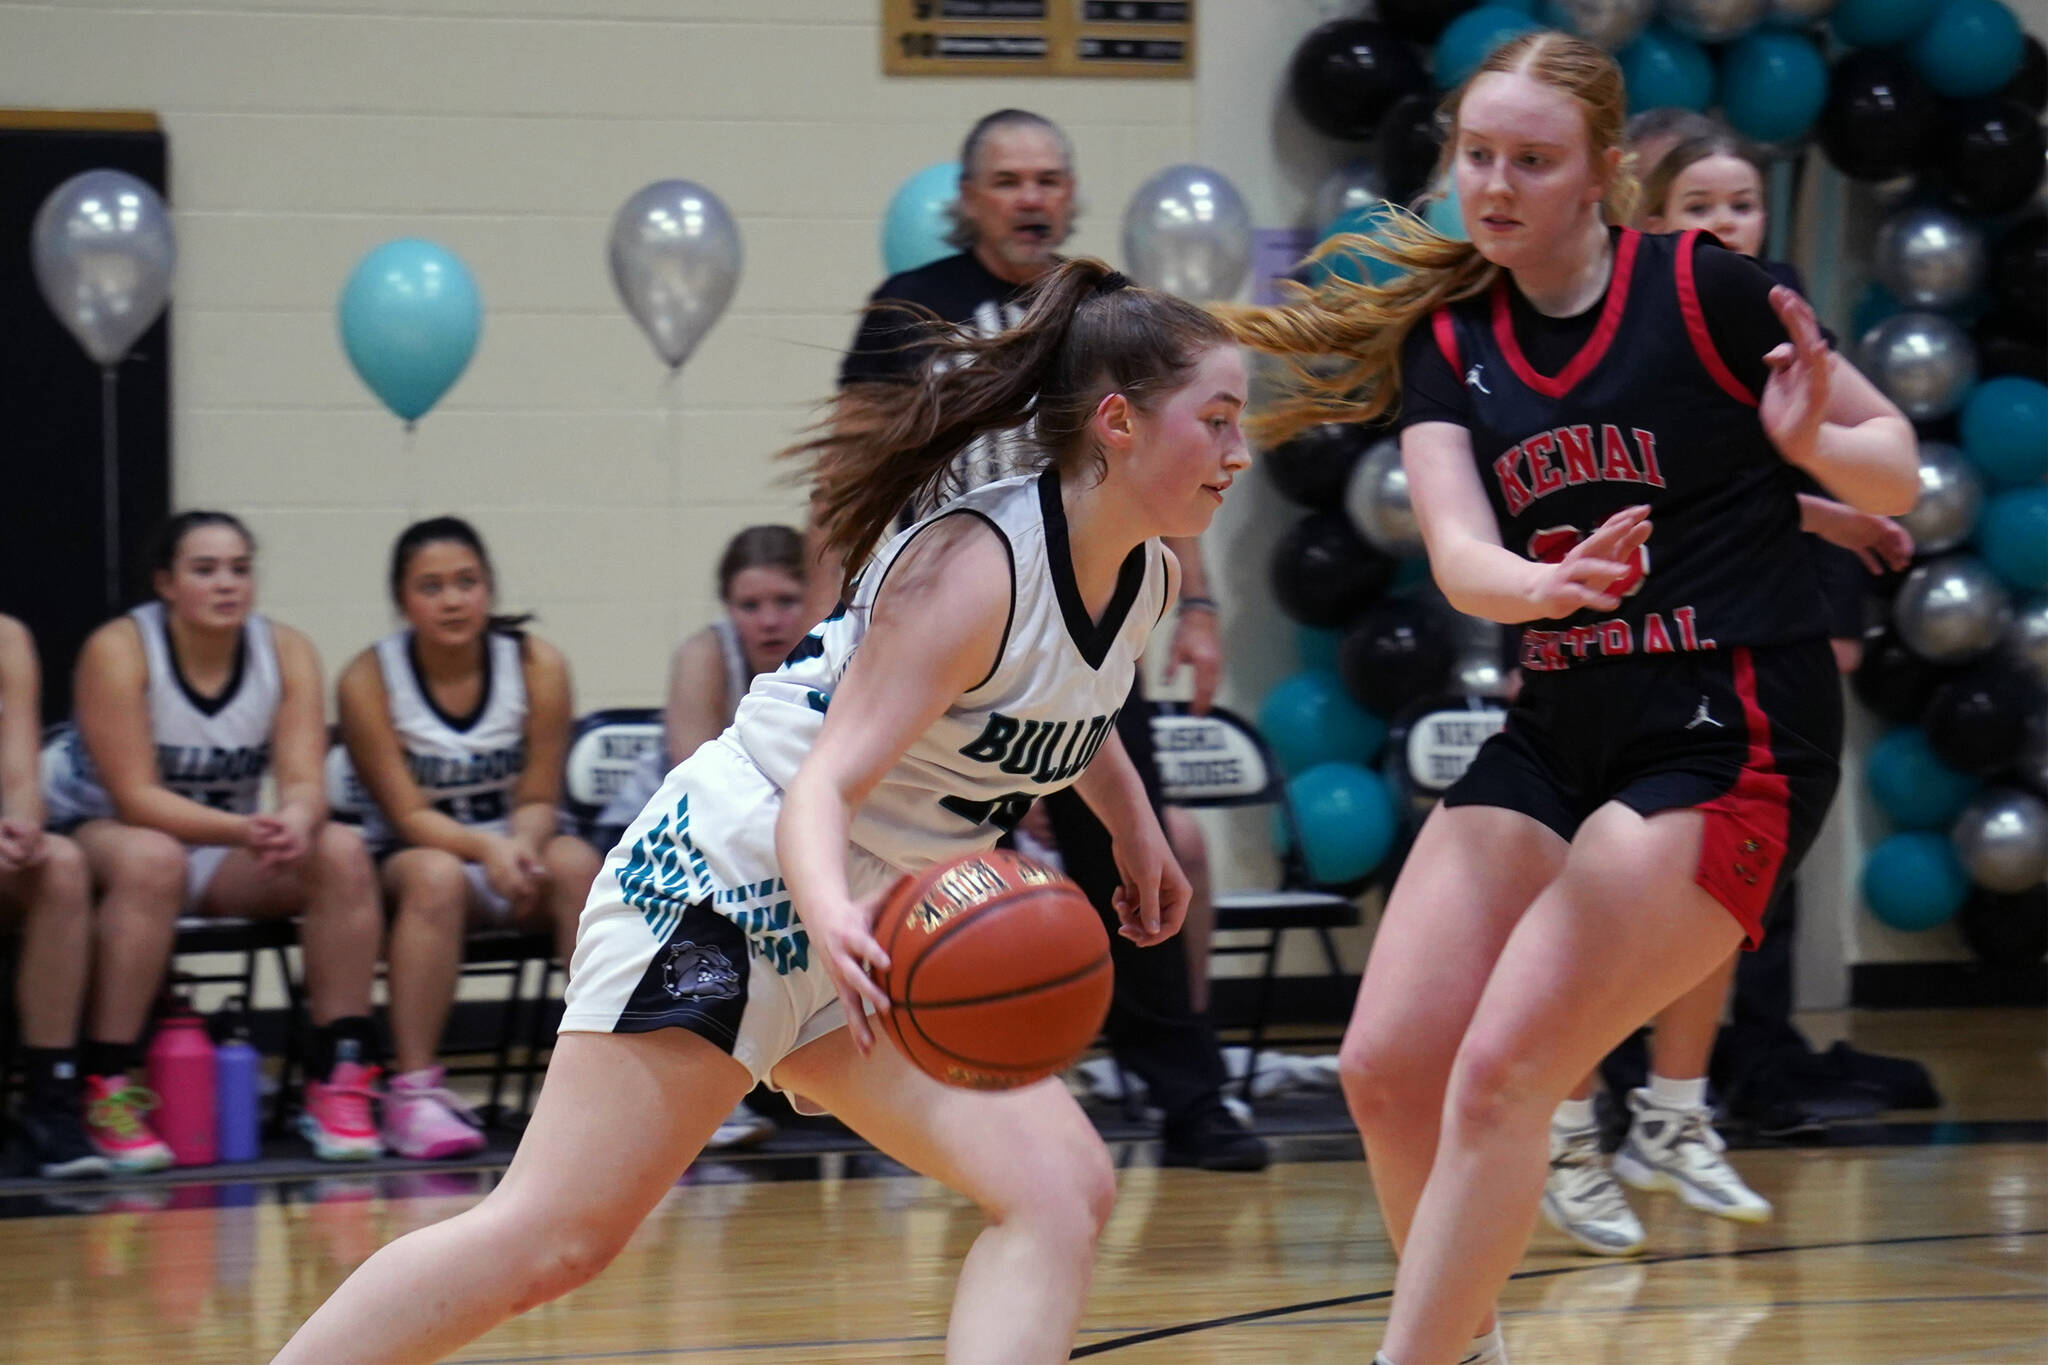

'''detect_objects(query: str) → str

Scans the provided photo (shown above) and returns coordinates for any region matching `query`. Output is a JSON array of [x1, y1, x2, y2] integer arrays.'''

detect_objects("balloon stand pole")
[[100, 366, 122, 611], [403, 421, 420, 519], [661, 366, 684, 511]]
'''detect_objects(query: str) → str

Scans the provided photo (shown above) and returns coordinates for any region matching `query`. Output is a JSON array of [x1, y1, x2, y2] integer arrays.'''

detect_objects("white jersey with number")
[[362, 628, 529, 847], [44, 601, 280, 824], [733, 468, 1169, 869]]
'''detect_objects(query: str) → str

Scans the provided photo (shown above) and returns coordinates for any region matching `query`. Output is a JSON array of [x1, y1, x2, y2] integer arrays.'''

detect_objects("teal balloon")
[[1866, 726, 1981, 829], [1908, 0, 2022, 97], [1307, 203, 1409, 287], [1617, 24, 1717, 114], [1435, 5, 1545, 90], [1280, 761, 1399, 885], [337, 239, 481, 424], [1298, 624, 1344, 672], [1830, 0, 1937, 48], [1259, 671, 1389, 777], [1721, 31, 1830, 143], [1851, 280, 1904, 338], [1960, 377, 2048, 489], [1421, 177, 1468, 240], [1393, 556, 1434, 592], [1861, 831, 1968, 930], [881, 161, 960, 275], [1976, 487, 2048, 593]]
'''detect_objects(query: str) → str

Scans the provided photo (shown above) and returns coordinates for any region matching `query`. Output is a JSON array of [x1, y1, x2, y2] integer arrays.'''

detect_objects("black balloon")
[[1852, 624, 1956, 724], [1929, 100, 2047, 218], [1270, 510, 1396, 627], [1289, 20, 1429, 141], [1923, 661, 2045, 778], [1339, 596, 1455, 716], [1998, 35, 2046, 114], [1819, 51, 1936, 183], [1955, 884, 2048, 968], [1975, 309, 2048, 384], [1375, 0, 1478, 44], [1990, 215, 2046, 330], [1266, 422, 1375, 510], [1374, 92, 1446, 203]]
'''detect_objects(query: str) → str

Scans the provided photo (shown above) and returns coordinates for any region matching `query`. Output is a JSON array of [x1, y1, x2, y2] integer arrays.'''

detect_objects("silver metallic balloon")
[[1897, 442, 1984, 556], [1763, 0, 1837, 22], [1346, 437, 1423, 557], [31, 169, 175, 367], [1873, 204, 1986, 311], [1122, 164, 1253, 302], [608, 180, 741, 370], [1660, 0, 1766, 43], [1313, 160, 1389, 236], [1452, 614, 1513, 697], [1951, 788, 2048, 893], [1894, 555, 2015, 663], [1544, 0, 1655, 50], [2007, 598, 2048, 689], [1858, 312, 1978, 422]]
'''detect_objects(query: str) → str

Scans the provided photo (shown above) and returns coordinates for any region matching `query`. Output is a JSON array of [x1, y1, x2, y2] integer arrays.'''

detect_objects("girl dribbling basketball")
[[271, 257, 1249, 1365], [1224, 33, 1916, 1365]]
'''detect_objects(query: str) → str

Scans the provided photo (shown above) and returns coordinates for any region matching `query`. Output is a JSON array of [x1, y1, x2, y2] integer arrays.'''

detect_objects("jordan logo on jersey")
[[956, 708, 1121, 785], [1492, 423, 1666, 517]]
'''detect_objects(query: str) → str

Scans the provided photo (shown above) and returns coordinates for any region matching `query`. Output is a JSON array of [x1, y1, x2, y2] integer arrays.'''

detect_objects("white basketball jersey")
[[44, 602, 281, 824], [365, 628, 528, 843], [708, 617, 750, 720], [733, 469, 1169, 871]]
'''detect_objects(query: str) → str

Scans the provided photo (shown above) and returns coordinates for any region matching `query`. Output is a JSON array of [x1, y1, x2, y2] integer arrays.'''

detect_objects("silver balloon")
[[1313, 160, 1389, 236], [1346, 437, 1423, 557], [2007, 598, 2048, 688], [1660, 0, 1766, 43], [1544, 0, 1655, 49], [1894, 555, 2015, 663], [31, 169, 175, 367], [1859, 312, 1978, 422], [1873, 205, 1986, 311], [1897, 442, 1984, 556], [1122, 164, 1253, 302], [1452, 614, 1512, 697], [608, 180, 741, 370], [1951, 788, 2048, 893], [1763, 0, 1837, 21]]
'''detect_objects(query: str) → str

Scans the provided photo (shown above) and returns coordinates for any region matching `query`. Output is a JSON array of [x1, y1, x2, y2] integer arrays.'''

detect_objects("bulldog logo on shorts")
[[659, 942, 741, 1001]]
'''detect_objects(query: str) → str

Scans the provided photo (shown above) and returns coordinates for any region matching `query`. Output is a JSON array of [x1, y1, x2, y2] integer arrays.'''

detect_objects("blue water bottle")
[[214, 995, 263, 1163]]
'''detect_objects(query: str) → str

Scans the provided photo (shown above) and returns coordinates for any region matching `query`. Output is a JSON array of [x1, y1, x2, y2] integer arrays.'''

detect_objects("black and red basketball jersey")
[[1423, 228, 1821, 675]]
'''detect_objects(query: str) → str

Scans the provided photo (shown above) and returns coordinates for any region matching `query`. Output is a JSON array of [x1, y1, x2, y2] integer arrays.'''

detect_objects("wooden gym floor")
[[1, 1007, 2042, 1364]]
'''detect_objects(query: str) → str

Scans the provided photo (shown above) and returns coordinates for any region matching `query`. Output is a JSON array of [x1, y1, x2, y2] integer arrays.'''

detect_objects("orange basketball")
[[872, 849, 1112, 1091]]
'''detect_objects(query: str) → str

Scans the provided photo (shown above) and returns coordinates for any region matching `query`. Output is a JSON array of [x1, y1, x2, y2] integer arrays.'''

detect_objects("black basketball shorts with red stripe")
[[1441, 638, 1842, 948]]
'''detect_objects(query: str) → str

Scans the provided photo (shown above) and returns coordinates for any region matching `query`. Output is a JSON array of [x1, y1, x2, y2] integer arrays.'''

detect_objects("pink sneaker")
[[300, 1060, 383, 1161], [383, 1067, 486, 1161], [82, 1075, 174, 1172]]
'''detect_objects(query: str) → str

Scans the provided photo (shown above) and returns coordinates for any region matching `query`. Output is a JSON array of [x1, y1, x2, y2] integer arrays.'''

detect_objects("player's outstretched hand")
[[816, 886, 892, 1053], [1527, 505, 1652, 618], [1109, 820, 1190, 947], [1761, 285, 1831, 470]]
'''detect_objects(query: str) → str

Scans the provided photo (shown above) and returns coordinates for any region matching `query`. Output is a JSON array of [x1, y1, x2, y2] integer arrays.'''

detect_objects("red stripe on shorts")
[[1694, 647, 1792, 949]]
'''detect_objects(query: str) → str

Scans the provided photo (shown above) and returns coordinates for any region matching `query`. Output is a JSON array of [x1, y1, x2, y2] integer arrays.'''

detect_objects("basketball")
[[871, 849, 1112, 1091]]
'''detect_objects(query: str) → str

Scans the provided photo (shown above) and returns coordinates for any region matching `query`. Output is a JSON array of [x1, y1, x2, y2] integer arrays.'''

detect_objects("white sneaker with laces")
[[1540, 1122, 1645, 1256], [1611, 1087, 1772, 1223]]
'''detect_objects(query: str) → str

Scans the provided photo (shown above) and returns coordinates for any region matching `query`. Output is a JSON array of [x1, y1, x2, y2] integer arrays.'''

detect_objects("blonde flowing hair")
[[1220, 31, 1640, 445]]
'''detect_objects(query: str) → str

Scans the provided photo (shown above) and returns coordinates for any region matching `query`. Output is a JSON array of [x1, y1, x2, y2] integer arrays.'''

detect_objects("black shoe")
[[1160, 1105, 1269, 1172], [18, 1098, 110, 1180]]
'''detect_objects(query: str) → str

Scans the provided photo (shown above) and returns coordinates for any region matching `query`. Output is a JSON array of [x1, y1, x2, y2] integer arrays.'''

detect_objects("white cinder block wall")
[[0, 0, 1193, 710]]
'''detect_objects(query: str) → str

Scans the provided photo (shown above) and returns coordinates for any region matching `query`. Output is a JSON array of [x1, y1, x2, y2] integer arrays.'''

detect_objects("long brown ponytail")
[[790, 256, 1231, 596], [1219, 30, 1638, 445]]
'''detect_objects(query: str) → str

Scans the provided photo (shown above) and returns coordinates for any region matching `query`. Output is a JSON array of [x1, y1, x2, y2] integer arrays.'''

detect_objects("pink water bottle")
[[146, 1000, 219, 1167]]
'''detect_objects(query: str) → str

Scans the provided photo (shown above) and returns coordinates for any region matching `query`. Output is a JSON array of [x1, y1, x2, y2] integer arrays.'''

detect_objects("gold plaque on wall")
[[882, 1, 1194, 78]]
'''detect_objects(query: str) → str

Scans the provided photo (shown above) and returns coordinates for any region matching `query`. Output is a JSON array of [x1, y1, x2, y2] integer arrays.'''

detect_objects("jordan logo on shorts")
[[1465, 364, 1491, 394], [660, 942, 741, 1001], [1685, 695, 1723, 731]]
